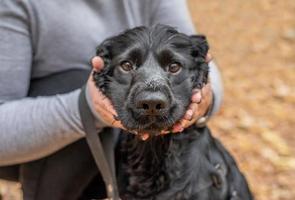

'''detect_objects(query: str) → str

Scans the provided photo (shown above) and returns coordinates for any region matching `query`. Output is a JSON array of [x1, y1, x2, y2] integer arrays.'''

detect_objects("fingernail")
[[173, 123, 184, 133], [140, 133, 149, 141], [161, 130, 170, 135], [192, 93, 202, 103], [184, 110, 193, 120], [92, 57, 104, 71]]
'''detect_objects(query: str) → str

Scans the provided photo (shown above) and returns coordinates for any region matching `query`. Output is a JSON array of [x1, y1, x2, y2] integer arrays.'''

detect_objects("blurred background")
[[1, 0, 294, 199], [190, 0, 295, 200]]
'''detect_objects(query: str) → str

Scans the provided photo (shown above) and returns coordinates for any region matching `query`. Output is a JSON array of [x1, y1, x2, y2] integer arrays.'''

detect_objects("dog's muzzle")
[[128, 80, 174, 130]]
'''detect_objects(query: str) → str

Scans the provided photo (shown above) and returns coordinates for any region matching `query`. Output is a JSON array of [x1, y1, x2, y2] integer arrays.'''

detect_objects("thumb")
[[91, 56, 104, 72]]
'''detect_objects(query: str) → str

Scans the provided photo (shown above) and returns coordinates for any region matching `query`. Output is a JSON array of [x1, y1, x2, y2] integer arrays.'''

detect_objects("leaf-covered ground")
[[188, 0, 295, 199], [1, 0, 294, 199]]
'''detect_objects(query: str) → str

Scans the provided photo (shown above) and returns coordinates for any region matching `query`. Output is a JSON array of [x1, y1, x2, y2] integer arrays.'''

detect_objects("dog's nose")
[[135, 92, 169, 115]]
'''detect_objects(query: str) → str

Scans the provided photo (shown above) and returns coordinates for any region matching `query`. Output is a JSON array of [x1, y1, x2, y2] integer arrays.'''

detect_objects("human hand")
[[86, 56, 126, 129]]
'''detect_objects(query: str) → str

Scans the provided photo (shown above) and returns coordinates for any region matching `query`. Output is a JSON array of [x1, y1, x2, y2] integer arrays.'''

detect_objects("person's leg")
[[0, 129, 118, 200], [20, 139, 102, 200], [79, 174, 106, 200], [0, 165, 19, 181]]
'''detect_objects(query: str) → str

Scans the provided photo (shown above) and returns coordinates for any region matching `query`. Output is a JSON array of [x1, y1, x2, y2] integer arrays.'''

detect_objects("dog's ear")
[[96, 39, 113, 66], [190, 35, 209, 58], [190, 35, 210, 89], [92, 39, 114, 94]]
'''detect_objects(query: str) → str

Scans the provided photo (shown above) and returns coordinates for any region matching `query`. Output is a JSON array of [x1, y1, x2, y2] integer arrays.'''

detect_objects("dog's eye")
[[120, 61, 134, 72], [168, 62, 182, 74]]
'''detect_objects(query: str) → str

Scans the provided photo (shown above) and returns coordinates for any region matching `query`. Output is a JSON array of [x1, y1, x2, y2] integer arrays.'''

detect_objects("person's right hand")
[[86, 56, 126, 129]]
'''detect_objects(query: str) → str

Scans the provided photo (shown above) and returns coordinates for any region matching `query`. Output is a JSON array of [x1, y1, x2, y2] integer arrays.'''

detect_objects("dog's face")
[[93, 25, 209, 135]]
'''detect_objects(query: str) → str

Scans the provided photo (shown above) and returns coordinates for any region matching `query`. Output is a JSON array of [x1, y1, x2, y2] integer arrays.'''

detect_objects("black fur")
[[93, 25, 253, 200]]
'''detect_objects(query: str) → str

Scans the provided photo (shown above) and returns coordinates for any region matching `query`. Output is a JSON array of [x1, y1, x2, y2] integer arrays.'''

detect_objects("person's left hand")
[[169, 83, 213, 133]]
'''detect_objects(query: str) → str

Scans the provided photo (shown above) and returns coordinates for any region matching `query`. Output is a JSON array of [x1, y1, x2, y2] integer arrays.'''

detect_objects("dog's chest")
[[117, 129, 228, 200]]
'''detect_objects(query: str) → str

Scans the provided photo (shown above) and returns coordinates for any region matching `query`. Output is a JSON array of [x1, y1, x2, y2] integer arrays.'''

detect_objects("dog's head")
[[93, 24, 209, 135]]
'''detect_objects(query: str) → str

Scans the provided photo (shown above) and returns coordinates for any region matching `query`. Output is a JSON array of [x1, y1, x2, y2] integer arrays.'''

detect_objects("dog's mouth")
[[117, 103, 180, 139], [131, 113, 175, 131]]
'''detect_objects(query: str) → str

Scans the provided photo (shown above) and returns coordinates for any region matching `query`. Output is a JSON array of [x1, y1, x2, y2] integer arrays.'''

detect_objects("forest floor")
[[1, 0, 294, 199], [188, 1, 295, 200]]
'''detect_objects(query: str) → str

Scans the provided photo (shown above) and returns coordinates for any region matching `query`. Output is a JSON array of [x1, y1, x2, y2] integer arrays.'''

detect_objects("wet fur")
[[93, 25, 253, 200]]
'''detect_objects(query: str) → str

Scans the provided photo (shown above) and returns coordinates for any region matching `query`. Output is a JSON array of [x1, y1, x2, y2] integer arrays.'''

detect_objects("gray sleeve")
[[0, 90, 86, 166], [150, 0, 223, 116], [0, 1, 87, 166]]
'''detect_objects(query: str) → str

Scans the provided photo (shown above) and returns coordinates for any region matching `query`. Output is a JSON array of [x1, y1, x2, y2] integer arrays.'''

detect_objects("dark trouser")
[[0, 139, 106, 199], [0, 165, 19, 182], [0, 70, 108, 199]]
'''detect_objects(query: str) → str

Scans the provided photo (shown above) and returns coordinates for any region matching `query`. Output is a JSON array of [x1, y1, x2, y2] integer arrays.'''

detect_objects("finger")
[[191, 83, 212, 104], [175, 101, 199, 131], [191, 90, 202, 103], [95, 103, 118, 116], [98, 108, 125, 129], [184, 102, 199, 120], [197, 85, 212, 110], [191, 94, 211, 121], [183, 109, 194, 121], [179, 119, 192, 130], [201, 84, 209, 95], [92, 91, 118, 116], [183, 113, 202, 128], [172, 122, 184, 133], [91, 56, 104, 71], [92, 97, 117, 117], [140, 133, 150, 141], [160, 129, 171, 135], [111, 119, 126, 130]]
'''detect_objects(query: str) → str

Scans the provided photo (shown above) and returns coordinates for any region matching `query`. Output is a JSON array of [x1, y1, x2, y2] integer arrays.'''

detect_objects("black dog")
[[93, 24, 253, 200]]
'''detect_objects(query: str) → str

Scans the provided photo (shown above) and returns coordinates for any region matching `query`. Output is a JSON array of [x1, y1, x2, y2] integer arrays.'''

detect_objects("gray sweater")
[[0, 0, 223, 166]]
